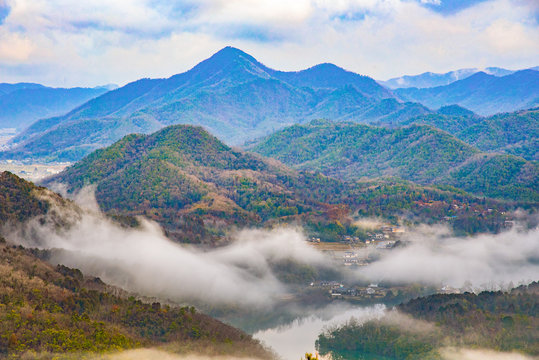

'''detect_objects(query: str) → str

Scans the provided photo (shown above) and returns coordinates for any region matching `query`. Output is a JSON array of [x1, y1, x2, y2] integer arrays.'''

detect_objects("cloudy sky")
[[0, 0, 538, 87]]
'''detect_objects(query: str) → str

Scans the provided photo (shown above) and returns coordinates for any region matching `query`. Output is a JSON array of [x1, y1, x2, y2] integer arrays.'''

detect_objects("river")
[[253, 303, 386, 360]]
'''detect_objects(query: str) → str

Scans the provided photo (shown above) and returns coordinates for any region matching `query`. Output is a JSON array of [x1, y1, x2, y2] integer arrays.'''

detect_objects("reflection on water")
[[253, 303, 386, 360]]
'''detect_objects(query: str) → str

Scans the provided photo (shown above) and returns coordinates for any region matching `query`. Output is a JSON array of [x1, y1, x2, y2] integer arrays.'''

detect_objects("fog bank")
[[441, 348, 535, 360], [359, 224, 539, 289], [98, 349, 264, 360], [7, 192, 326, 307]]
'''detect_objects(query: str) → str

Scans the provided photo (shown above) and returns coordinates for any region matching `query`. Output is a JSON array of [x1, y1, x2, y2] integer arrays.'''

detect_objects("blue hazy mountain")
[[380, 66, 522, 89], [2, 47, 429, 162], [0, 84, 114, 131], [394, 70, 539, 115], [0, 82, 45, 95]]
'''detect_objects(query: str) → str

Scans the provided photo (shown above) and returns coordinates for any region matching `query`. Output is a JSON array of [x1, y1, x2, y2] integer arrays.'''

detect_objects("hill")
[[248, 120, 539, 202], [0, 84, 112, 131], [1, 47, 429, 162], [394, 70, 539, 115], [44, 125, 520, 242], [316, 282, 539, 359], [0, 172, 271, 359], [380, 66, 517, 89], [402, 106, 539, 161]]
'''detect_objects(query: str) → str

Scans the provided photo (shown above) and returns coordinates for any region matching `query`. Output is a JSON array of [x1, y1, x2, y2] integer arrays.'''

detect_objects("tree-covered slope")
[[0, 241, 271, 359], [1, 47, 429, 162], [249, 120, 539, 202], [0, 172, 271, 359], [44, 125, 318, 242], [317, 283, 539, 359], [43, 125, 523, 242], [403, 106, 539, 161]]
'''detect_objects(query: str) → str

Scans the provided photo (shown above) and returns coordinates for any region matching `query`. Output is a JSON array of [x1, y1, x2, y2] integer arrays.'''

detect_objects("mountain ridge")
[[380, 66, 535, 89], [249, 120, 539, 202], [45, 124, 522, 242], [2, 47, 423, 162], [0, 84, 113, 131], [395, 69, 539, 115], [402, 107, 539, 160]]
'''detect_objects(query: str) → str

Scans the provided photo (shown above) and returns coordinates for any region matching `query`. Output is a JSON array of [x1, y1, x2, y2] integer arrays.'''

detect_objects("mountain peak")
[[214, 46, 251, 57], [203, 46, 262, 68], [186, 46, 269, 80]]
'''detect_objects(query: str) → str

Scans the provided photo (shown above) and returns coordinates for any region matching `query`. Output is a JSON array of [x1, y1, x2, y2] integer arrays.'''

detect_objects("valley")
[[0, 35, 537, 360]]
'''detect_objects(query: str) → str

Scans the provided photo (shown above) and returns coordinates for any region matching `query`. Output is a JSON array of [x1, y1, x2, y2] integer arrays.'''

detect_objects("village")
[[304, 223, 466, 303], [308, 279, 447, 304]]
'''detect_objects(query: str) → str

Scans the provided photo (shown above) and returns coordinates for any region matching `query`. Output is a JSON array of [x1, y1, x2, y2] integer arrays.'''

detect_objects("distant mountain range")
[[380, 66, 538, 89], [394, 70, 539, 115], [0, 83, 115, 131], [249, 120, 538, 202], [1, 47, 537, 162], [2, 47, 431, 162]]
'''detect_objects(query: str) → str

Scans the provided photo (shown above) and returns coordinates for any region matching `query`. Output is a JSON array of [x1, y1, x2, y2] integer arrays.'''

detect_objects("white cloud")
[[0, 29, 33, 62], [0, 0, 537, 86], [358, 224, 539, 289]]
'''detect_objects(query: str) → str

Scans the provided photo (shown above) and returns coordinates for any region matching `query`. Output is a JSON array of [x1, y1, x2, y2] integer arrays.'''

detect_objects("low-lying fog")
[[9, 193, 538, 306], [3, 187, 538, 359]]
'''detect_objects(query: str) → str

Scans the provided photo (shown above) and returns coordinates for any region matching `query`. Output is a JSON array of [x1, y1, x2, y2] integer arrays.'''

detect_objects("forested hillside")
[[0, 173, 272, 359], [249, 120, 539, 202], [316, 282, 539, 359], [403, 106, 539, 161], [45, 125, 521, 243]]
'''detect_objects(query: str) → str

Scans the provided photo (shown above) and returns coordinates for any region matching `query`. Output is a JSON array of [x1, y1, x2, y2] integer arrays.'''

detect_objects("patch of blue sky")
[[0, 3, 10, 25], [152, 0, 199, 19], [330, 11, 368, 22], [416, 0, 491, 15]]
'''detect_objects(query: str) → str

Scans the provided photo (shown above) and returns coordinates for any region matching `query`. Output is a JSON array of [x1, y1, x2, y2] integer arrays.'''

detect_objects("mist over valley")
[[0, 1, 538, 358]]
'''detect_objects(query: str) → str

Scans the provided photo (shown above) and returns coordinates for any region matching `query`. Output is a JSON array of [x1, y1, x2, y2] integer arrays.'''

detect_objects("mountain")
[[0, 82, 45, 95], [0, 84, 113, 131], [380, 66, 519, 89], [1, 47, 431, 162], [0, 172, 271, 359], [403, 106, 539, 161], [394, 70, 539, 115], [45, 125, 519, 241], [317, 282, 539, 359], [248, 120, 539, 202]]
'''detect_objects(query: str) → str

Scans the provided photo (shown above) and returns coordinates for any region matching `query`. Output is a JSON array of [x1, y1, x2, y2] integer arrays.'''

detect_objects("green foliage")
[[250, 120, 539, 202], [316, 320, 440, 360], [405, 107, 539, 161], [42, 124, 524, 243], [0, 242, 270, 358], [317, 283, 539, 359], [0, 171, 51, 224]]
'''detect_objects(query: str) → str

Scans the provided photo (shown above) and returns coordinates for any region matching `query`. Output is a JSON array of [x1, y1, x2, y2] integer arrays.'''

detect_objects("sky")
[[0, 0, 537, 87]]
